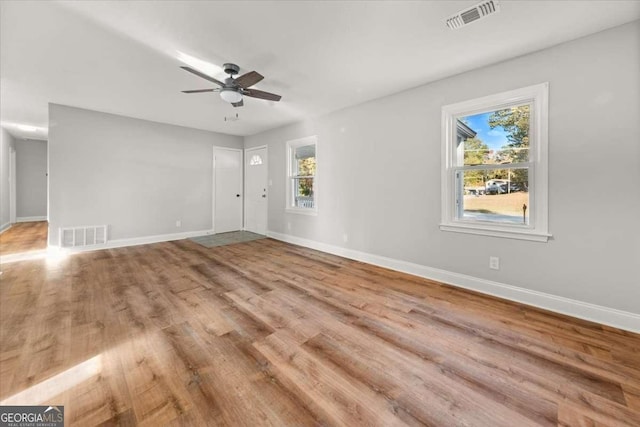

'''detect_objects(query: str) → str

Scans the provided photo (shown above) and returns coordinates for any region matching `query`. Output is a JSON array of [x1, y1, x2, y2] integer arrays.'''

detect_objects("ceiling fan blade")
[[180, 66, 224, 86], [182, 89, 216, 93], [235, 71, 264, 88], [244, 88, 282, 101], [232, 99, 244, 108]]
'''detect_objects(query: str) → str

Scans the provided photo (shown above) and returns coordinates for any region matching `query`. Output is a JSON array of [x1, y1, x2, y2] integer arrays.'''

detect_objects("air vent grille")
[[461, 8, 481, 24], [59, 225, 107, 248], [446, 0, 500, 29]]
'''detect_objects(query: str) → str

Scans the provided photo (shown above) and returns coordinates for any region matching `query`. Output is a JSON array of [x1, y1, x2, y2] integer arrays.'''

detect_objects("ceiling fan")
[[181, 63, 282, 107]]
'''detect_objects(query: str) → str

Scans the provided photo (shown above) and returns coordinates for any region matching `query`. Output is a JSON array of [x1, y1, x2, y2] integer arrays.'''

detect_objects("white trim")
[[51, 229, 214, 254], [439, 224, 551, 242], [17, 216, 47, 222], [0, 249, 49, 264], [245, 144, 268, 152], [9, 149, 16, 224], [0, 223, 11, 234], [285, 207, 318, 216], [266, 230, 640, 333], [0, 229, 214, 264], [441, 83, 549, 242]]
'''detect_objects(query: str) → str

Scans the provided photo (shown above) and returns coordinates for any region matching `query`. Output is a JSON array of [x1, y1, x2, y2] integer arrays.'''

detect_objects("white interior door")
[[213, 147, 243, 233], [244, 146, 268, 235]]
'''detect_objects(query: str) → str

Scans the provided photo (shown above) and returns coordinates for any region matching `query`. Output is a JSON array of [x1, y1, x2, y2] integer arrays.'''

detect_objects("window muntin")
[[286, 137, 317, 212], [441, 83, 549, 242]]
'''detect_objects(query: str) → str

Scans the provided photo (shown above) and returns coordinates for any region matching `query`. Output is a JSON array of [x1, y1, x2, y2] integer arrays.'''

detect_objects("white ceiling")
[[1, 1, 639, 140]]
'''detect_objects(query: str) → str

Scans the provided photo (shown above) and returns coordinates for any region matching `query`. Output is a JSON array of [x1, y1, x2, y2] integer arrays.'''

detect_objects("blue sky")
[[463, 112, 509, 151]]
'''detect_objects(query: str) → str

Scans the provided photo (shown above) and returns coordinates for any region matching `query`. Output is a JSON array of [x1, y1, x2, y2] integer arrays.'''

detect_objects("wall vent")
[[446, 0, 500, 29], [59, 225, 107, 248]]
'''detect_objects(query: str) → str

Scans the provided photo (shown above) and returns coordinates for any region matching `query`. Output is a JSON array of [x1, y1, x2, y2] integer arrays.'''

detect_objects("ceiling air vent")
[[446, 0, 501, 29]]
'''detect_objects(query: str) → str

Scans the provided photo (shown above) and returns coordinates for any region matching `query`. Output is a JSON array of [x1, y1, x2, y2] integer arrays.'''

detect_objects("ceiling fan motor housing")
[[223, 63, 240, 76]]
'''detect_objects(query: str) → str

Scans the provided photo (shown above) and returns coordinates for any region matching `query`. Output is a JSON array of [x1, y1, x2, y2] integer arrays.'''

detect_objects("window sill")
[[285, 207, 318, 216], [440, 223, 550, 242]]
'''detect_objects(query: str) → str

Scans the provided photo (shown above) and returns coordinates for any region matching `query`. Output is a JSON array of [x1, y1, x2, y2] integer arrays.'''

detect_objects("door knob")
[[236, 194, 241, 197], [262, 195, 266, 198]]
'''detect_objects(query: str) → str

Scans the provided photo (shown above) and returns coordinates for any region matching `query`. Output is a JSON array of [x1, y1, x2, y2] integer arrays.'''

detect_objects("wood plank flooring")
[[0, 221, 48, 255], [1, 238, 639, 426]]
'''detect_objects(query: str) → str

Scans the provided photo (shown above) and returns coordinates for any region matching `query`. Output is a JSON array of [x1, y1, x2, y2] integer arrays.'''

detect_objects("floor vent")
[[446, 0, 501, 29], [60, 225, 108, 248]]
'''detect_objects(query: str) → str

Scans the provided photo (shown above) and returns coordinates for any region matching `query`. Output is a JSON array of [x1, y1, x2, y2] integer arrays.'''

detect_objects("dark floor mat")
[[190, 230, 266, 248]]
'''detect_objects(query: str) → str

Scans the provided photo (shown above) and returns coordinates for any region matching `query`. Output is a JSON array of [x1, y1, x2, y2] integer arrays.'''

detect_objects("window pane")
[[295, 144, 316, 176], [459, 168, 529, 224], [456, 104, 530, 166], [249, 154, 263, 165], [293, 177, 314, 208]]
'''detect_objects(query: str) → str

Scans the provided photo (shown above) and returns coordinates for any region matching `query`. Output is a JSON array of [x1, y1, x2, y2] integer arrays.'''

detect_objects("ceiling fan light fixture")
[[220, 89, 243, 104]]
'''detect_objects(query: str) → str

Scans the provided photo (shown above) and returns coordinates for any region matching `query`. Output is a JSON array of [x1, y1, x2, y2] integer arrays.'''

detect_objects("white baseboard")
[[0, 249, 49, 264], [16, 216, 47, 222], [1, 229, 214, 264], [0, 222, 11, 234], [266, 230, 640, 333], [50, 229, 215, 254]]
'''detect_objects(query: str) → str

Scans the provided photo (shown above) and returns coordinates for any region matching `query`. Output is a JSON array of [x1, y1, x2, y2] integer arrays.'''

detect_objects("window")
[[286, 136, 317, 214], [441, 83, 550, 242], [249, 154, 263, 165]]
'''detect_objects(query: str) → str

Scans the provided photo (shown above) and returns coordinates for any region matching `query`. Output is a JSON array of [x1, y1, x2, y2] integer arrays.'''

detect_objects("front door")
[[213, 147, 243, 233], [244, 146, 268, 235]]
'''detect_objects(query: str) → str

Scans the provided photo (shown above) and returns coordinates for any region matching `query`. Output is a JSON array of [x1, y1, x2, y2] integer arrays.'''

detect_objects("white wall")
[[0, 128, 16, 230], [16, 139, 47, 219], [245, 22, 640, 315], [48, 104, 243, 245]]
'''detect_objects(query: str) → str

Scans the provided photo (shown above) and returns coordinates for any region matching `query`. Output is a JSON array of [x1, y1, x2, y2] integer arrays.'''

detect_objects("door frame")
[[212, 146, 243, 234], [243, 145, 268, 233], [9, 148, 16, 224]]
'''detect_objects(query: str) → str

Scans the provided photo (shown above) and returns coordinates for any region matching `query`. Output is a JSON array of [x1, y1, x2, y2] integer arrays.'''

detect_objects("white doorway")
[[9, 149, 16, 224], [213, 146, 243, 233], [244, 146, 268, 235]]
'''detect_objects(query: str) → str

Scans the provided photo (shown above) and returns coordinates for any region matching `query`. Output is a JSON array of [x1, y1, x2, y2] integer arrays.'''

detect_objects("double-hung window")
[[440, 83, 550, 242], [286, 136, 317, 214]]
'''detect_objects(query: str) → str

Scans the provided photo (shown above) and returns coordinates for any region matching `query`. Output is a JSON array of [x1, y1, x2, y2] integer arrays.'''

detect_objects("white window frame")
[[286, 135, 318, 215], [440, 83, 550, 242]]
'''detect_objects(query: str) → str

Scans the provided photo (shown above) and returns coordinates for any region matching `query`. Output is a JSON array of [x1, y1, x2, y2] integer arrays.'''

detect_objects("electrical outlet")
[[176, 220, 181, 228], [489, 256, 500, 270], [343, 233, 349, 243], [287, 222, 291, 231]]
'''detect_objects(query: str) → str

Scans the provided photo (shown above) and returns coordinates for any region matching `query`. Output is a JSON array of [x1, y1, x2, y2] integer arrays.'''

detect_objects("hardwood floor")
[[1, 238, 639, 426], [0, 221, 48, 255]]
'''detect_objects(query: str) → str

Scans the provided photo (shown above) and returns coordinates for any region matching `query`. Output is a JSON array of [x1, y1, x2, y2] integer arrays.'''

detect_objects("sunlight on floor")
[[0, 249, 70, 266], [0, 250, 49, 264], [0, 355, 102, 406], [45, 250, 70, 268]]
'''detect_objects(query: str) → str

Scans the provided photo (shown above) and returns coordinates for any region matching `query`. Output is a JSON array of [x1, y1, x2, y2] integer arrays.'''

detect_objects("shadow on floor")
[[190, 230, 266, 248]]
